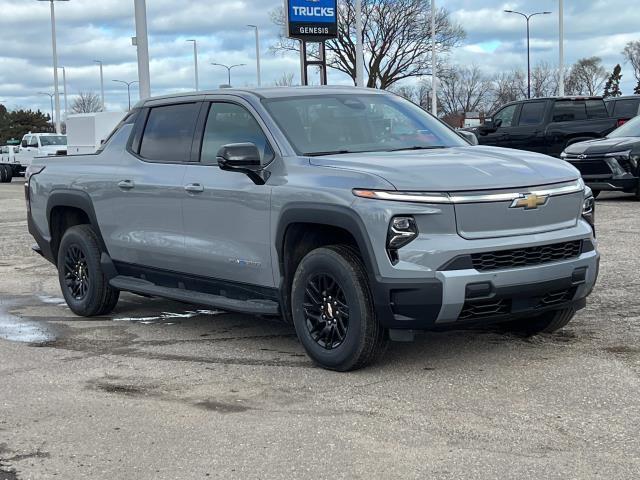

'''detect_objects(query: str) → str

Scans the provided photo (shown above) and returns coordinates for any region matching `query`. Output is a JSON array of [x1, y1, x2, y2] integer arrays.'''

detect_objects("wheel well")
[[50, 206, 91, 260], [280, 223, 360, 322]]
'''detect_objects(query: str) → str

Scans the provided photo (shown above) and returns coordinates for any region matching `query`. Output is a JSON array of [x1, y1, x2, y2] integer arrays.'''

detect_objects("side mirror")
[[217, 143, 266, 185], [21, 140, 27, 148], [458, 130, 479, 145]]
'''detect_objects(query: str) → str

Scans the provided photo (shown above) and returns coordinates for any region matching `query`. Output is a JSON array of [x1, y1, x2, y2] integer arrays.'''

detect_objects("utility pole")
[[186, 40, 199, 91], [247, 26, 262, 87], [38, 0, 68, 134], [211, 63, 245, 87], [431, 0, 437, 116], [112, 80, 139, 110], [39, 92, 55, 130], [59, 67, 68, 122], [355, 0, 365, 87], [558, 0, 565, 96], [95, 60, 105, 109], [134, 0, 151, 99]]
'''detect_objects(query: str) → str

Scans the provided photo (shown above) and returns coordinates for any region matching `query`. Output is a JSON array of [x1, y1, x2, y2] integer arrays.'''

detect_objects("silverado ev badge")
[[510, 193, 549, 210]]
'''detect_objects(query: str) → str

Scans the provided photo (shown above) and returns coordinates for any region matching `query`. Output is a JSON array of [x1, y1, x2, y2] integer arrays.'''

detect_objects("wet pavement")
[[1, 178, 639, 479]]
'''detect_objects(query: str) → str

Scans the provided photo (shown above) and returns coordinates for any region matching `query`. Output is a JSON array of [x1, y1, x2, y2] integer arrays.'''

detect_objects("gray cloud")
[[0, 0, 638, 114]]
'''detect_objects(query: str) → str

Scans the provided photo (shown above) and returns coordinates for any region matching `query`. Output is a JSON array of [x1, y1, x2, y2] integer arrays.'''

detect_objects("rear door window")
[[552, 101, 587, 122], [518, 102, 546, 126], [585, 100, 608, 119], [139, 103, 200, 162], [613, 99, 640, 119]]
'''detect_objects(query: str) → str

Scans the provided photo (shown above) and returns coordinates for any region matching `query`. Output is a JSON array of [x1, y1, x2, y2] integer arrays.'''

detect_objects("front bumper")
[[371, 239, 599, 330], [567, 157, 638, 192]]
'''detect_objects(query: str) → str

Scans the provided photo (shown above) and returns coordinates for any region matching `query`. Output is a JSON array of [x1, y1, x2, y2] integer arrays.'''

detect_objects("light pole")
[[95, 60, 105, 109], [134, 0, 151, 99], [431, 0, 437, 115], [59, 66, 68, 121], [247, 25, 262, 87], [505, 9, 552, 99], [355, 0, 364, 87], [186, 40, 199, 91], [38, 0, 68, 134], [211, 63, 246, 87], [112, 80, 139, 110], [39, 92, 55, 130], [558, 0, 565, 96]]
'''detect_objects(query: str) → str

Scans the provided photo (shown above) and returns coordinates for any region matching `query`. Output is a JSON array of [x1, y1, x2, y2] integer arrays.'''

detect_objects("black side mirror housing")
[[217, 143, 267, 185]]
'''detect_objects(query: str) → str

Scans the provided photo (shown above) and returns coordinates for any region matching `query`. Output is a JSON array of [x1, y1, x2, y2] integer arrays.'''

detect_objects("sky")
[[0, 0, 638, 117]]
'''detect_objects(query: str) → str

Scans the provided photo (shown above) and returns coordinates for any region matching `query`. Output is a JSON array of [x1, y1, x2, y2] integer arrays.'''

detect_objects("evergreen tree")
[[635, 80, 640, 95], [0, 109, 52, 145], [603, 64, 623, 98]]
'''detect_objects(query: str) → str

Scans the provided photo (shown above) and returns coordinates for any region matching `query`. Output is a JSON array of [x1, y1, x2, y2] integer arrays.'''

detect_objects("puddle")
[[113, 310, 225, 324], [0, 299, 56, 344]]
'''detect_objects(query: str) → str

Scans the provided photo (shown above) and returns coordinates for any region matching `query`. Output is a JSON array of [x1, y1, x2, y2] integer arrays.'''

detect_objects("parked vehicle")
[[15, 133, 67, 169], [26, 87, 599, 371], [470, 97, 618, 157], [562, 114, 640, 200], [0, 144, 21, 182], [66, 112, 126, 155], [605, 95, 640, 127]]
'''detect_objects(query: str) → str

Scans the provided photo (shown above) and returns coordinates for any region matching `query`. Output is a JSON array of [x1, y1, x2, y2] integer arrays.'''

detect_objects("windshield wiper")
[[386, 146, 447, 152], [304, 150, 355, 157]]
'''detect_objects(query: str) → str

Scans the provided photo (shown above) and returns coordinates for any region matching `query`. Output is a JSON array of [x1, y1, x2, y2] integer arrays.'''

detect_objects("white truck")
[[14, 133, 68, 171], [0, 144, 21, 182]]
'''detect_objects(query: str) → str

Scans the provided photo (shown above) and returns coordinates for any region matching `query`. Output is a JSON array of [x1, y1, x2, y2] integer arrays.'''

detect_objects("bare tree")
[[530, 62, 560, 98], [565, 57, 607, 96], [438, 65, 492, 115], [71, 92, 104, 114], [271, 0, 465, 89], [622, 41, 640, 94], [274, 72, 296, 87], [391, 82, 432, 109]]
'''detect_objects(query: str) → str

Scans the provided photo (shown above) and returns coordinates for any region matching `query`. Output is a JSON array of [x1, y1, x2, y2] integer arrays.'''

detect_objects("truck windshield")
[[40, 136, 67, 146], [608, 115, 640, 138], [262, 94, 466, 156]]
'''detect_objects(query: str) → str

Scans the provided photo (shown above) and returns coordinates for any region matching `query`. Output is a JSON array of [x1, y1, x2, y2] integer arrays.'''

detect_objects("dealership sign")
[[286, 0, 338, 40]]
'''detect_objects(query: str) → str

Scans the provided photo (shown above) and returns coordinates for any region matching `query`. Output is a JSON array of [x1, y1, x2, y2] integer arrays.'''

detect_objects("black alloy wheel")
[[303, 273, 350, 350], [63, 244, 90, 301]]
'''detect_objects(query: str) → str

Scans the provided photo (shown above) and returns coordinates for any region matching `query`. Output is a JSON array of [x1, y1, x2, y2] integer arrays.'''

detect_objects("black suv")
[[471, 97, 618, 157], [605, 95, 640, 127]]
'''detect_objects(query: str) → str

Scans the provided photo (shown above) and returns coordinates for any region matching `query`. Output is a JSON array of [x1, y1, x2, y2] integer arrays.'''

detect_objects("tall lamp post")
[[247, 25, 262, 87], [504, 9, 552, 99], [186, 40, 199, 91], [431, 0, 437, 115], [210, 63, 246, 87], [59, 66, 68, 121], [558, 0, 565, 96], [39, 92, 55, 130], [95, 60, 105, 109], [38, 0, 69, 134], [134, 0, 151, 99], [112, 80, 139, 110], [355, 0, 364, 87]]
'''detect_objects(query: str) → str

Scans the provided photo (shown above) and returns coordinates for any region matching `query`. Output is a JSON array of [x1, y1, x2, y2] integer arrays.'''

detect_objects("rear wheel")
[[291, 245, 388, 371], [57, 225, 120, 317], [501, 307, 576, 336], [0, 165, 11, 183]]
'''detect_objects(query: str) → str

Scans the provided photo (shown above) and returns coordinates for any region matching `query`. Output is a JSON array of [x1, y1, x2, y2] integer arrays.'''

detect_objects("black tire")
[[501, 307, 576, 336], [57, 225, 120, 317], [633, 180, 640, 201], [291, 245, 388, 372], [0, 165, 9, 183]]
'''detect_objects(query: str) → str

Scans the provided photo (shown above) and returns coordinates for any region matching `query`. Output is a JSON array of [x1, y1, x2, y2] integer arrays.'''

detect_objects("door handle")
[[118, 180, 135, 190], [184, 183, 204, 193]]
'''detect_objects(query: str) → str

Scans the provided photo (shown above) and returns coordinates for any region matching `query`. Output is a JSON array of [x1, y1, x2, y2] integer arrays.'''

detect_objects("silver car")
[[26, 87, 599, 371]]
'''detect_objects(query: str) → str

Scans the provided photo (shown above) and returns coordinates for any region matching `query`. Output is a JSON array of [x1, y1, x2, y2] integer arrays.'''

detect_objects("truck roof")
[[134, 86, 386, 108]]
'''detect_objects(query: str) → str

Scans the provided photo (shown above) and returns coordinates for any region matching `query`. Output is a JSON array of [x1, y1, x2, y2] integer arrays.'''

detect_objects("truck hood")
[[564, 136, 640, 156], [309, 146, 579, 191], [38, 145, 67, 156]]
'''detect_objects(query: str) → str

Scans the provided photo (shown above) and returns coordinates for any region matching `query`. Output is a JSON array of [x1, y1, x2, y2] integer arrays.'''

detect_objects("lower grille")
[[567, 159, 612, 176], [459, 298, 511, 320], [471, 241, 582, 271]]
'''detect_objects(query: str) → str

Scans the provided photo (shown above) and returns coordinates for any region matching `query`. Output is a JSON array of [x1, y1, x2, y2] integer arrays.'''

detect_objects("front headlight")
[[582, 187, 595, 234], [387, 216, 418, 264], [605, 150, 633, 174]]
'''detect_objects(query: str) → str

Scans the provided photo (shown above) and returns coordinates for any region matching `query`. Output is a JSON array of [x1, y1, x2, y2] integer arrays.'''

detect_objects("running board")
[[109, 276, 280, 316]]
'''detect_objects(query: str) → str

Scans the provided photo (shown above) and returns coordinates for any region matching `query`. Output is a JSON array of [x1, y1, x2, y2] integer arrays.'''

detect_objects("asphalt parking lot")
[[0, 177, 638, 479]]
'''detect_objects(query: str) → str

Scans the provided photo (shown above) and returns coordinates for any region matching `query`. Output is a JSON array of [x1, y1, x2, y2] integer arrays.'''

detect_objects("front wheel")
[[291, 246, 388, 371], [0, 165, 12, 183], [501, 308, 576, 336], [57, 225, 120, 317]]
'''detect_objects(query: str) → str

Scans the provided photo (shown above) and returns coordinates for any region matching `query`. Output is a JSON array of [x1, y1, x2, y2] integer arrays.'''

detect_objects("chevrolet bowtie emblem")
[[510, 193, 549, 210]]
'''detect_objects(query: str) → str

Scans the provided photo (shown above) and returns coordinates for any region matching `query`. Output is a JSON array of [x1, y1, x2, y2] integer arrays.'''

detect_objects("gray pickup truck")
[[26, 87, 599, 371]]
